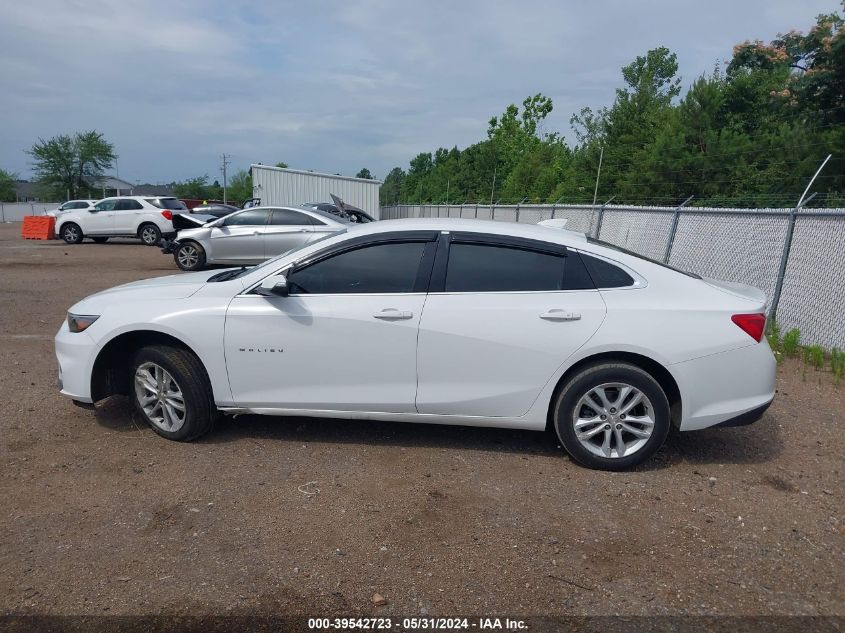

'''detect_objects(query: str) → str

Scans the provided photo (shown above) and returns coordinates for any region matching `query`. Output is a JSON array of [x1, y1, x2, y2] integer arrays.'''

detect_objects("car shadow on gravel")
[[92, 397, 783, 467]]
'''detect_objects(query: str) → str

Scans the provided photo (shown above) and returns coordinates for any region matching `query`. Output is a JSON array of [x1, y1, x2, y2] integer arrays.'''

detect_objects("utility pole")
[[592, 146, 604, 207], [220, 154, 232, 204]]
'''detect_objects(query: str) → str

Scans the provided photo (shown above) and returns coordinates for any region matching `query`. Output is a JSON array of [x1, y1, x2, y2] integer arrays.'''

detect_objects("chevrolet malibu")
[[55, 218, 776, 470]]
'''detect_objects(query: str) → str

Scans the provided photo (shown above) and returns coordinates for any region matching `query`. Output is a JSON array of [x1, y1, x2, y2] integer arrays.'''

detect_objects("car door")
[[112, 199, 144, 233], [85, 199, 118, 234], [208, 209, 271, 262], [415, 233, 607, 418], [224, 233, 438, 412], [263, 208, 316, 258]]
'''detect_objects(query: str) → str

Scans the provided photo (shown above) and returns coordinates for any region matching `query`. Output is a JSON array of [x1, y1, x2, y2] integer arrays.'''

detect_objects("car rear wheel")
[[91, 237, 109, 244], [553, 362, 670, 471], [60, 223, 83, 244], [139, 223, 162, 246], [131, 345, 216, 441], [174, 241, 206, 271]]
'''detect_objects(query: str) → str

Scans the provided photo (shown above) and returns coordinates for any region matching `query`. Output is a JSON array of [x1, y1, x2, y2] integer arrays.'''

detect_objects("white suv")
[[55, 196, 184, 245], [46, 200, 96, 217]]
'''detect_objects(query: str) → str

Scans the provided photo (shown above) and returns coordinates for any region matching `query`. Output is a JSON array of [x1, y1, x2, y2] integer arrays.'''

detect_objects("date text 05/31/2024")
[[307, 617, 528, 630]]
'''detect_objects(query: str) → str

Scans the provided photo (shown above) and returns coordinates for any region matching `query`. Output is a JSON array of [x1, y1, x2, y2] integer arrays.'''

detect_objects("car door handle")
[[373, 308, 413, 320], [298, 228, 309, 232], [253, 231, 262, 235], [540, 309, 581, 321]]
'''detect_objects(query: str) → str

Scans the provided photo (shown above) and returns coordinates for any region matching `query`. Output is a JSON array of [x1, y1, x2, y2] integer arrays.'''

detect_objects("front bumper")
[[55, 322, 97, 403], [160, 238, 180, 254]]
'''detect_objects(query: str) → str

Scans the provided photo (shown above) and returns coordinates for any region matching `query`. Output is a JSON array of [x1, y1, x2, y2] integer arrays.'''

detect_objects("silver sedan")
[[166, 206, 350, 271]]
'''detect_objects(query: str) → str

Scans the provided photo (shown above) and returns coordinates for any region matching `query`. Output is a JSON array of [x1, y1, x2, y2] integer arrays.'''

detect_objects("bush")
[[782, 329, 801, 357], [804, 345, 825, 370], [831, 348, 844, 384]]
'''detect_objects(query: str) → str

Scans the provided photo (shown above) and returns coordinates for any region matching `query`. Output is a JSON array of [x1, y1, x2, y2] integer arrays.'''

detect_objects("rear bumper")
[[710, 397, 773, 429], [672, 341, 777, 431]]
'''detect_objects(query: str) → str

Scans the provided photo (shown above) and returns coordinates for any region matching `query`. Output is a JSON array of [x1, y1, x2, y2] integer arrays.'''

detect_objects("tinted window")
[[223, 210, 270, 226], [289, 242, 426, 294], [95, 199, 117, 211], [270, 209, 322, 226], [580, 253, 635, 288], [116, 199, 143, 211], [445, 243, 593, 292]]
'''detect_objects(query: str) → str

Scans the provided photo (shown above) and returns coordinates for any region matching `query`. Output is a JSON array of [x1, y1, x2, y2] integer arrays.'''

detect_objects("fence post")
[[515, 197, 527, 223], [592, 196, 616, 238], [475, 202, 479, 219], [0, 201, 4, 223], [662, 195, 694, 264], [491, 201, 496, 221], [769, 191, 816, 321], [551, 195, 564, 219]]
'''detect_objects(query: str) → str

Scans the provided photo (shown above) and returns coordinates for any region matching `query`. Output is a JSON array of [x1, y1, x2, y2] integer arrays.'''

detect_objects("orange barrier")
[[21, 215, 56, 240]]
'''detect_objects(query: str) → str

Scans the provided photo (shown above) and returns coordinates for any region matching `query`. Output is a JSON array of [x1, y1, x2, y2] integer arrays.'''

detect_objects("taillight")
[[161, 210, 173, 220], [732, 313, 766, 342]]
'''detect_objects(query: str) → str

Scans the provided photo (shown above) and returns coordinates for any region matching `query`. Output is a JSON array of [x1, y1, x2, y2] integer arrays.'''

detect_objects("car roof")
[[345, 217, 587, 245], [226, 205, 348, 226]]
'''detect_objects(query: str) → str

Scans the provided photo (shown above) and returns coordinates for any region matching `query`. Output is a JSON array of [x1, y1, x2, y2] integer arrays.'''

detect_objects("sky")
[[0, 0, 836, 184]]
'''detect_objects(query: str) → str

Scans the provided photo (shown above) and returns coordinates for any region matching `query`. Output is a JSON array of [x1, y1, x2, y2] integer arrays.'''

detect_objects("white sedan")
[[55, 218, 776, 470]]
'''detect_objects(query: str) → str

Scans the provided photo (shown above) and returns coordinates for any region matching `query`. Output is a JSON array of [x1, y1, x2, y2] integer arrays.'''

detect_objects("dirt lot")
[[0, 223, 842, 621]]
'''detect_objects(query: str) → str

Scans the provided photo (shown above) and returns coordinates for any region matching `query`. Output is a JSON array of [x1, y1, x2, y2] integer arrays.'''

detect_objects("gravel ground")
[[0, 224, 842, 621]]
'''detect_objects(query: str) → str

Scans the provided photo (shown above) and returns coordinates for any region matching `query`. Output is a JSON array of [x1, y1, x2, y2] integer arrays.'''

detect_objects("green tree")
[[173, 175, 212, 199], [275, 161, 289, 169], [355, 167, 374, 179], [27, 131, 116, 199], [380, 167, 405, 205], [227, 169, 253, 204], [0, 169, 17, 202]]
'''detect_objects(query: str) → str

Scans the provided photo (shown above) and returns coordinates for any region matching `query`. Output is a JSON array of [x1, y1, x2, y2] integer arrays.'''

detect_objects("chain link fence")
[[380, 203, 845, 349]]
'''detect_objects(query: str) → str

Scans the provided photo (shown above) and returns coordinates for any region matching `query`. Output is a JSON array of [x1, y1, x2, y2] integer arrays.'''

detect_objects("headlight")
[[67, 313, 99, 333]]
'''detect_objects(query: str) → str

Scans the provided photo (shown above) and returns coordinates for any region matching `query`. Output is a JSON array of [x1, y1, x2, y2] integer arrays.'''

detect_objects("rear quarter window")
[[580, 253, 635, 288]]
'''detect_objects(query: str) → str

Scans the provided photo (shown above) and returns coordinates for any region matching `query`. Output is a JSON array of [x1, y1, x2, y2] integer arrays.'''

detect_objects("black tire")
[[91, 237, 109, 244], [174, 241, 207, 271], [60, 223, 84, 244], [552, 362, 670, 471], [138, 223, 162, 246], [130, 345, 216, 441]]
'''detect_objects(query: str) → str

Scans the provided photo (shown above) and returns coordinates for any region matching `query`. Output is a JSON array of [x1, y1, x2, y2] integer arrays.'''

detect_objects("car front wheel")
[[174, 241, 207, 271], [553, 362, 671, 471], [131, 345, 216, 441], [60, 223, 84, 244], [139, 223, 162, 246]]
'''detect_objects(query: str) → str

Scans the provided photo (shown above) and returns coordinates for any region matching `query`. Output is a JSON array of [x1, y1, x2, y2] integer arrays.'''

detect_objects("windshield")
[[147, 198, 188, 210], [586, 237, 701, 279]]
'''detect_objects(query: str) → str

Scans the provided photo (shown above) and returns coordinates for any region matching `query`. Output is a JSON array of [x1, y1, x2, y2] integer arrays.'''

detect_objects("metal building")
[[250, 164, 382, 219]]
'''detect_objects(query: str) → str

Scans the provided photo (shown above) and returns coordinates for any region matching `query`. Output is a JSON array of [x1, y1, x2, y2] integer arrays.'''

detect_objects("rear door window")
[[444, 242, 595, 292], [270, 209, 324, 226], [579, 253, 635, 288]]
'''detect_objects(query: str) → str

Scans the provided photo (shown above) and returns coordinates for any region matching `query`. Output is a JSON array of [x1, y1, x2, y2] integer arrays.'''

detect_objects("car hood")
[[69, 271, 226, 313]]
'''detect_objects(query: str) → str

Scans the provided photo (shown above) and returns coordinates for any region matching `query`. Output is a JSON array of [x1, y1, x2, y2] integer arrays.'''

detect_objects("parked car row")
[[48, 195, 371, 260]]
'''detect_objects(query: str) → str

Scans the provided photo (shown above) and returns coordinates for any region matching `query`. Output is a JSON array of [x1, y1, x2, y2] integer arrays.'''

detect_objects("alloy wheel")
[[571, 382, 655, 459], [141, 226, 159, 244], [177, 245, 199, 268], [134, 361, 186, 432], [64, 226, 79, 242]]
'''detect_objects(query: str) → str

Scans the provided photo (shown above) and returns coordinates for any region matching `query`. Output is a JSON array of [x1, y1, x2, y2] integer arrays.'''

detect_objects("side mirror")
[[255, 274, 289, 297]]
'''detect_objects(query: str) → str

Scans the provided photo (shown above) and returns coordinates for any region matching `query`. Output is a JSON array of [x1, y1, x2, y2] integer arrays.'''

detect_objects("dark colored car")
[[190, 203, 240, 219]]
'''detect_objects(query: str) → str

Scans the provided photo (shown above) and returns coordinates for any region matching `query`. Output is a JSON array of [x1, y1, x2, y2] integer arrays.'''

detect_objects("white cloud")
[[0, 0, 835, 183]]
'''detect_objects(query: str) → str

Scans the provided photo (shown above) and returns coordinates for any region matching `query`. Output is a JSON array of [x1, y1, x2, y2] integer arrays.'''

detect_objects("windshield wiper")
[[208, 267, 249, 282]]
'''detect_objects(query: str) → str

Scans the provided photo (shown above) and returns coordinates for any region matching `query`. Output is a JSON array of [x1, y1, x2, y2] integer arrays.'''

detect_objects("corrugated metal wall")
[[251, 165, 382, 219]]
